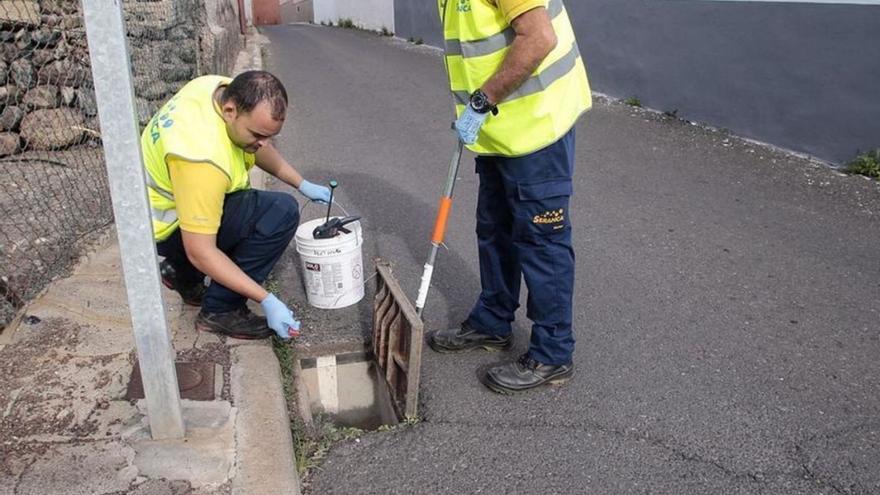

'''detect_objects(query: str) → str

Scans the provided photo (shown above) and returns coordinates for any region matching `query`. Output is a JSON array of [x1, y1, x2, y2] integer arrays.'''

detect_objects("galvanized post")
[[81, 0, 185, 440]]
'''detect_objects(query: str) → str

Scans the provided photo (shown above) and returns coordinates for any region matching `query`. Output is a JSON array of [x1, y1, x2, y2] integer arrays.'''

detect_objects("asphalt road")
[[262, 24, 880, 495]]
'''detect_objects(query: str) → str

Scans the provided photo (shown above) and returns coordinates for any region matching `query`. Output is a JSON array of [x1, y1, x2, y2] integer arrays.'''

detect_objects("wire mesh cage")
[[0, 0, 210, 330]]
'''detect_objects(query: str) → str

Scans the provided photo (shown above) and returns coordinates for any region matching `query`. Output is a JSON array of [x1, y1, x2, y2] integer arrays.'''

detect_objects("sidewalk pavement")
[[0, 31, 300, 495]]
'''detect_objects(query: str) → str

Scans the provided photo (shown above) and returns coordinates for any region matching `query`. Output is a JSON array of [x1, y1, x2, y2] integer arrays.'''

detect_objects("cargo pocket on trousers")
[[514, 179, 572, 239]]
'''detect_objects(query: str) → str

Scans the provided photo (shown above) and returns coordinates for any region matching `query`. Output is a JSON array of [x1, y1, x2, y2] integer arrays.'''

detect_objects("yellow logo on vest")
[[533, 208, 564, 225], [457, 0, 471, 12]]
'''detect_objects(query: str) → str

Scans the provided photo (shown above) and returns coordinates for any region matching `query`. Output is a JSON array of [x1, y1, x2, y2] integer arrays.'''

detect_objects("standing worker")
[[428, 0, 592, 393], [142, 70, 331, 340]]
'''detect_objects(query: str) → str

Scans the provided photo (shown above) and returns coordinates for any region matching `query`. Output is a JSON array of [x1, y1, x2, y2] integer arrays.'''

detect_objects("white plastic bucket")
[[294, 217, 364, 309]]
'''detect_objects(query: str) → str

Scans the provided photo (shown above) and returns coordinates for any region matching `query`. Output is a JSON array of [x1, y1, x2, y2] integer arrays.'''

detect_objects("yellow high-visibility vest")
[[140, 75, 255, 241], [439, 0, 592, 157]]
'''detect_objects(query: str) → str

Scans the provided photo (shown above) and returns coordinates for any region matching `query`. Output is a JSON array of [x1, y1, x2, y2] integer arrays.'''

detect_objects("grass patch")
[[845, 149, 880, 179], [338, 17, 355, 29], [380, 26, 393, 37], [624, 96, 642, 108]]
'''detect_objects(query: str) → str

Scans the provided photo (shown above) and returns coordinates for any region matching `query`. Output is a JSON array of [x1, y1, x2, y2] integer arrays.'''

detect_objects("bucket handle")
[[300, 198, 352, 221]]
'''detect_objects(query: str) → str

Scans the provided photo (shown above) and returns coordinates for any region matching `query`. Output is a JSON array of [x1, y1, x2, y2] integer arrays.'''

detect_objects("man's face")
[[221, 100, 284, 153]]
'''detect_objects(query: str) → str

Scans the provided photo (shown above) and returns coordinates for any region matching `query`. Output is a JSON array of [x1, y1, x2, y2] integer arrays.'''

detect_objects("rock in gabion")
[[0, 105, 23, 131], [10, 59, 36, 89], [22, 84, 58, 110], [19, 107, 85, 150], [0, 131, 20, 156], [0, 85, 21, 105]]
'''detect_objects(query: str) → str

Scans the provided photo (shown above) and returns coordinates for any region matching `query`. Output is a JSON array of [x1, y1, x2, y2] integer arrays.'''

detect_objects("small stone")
[[31, 48, 55, 65], [19, 107, 85, 150], [23, 85, 59, 109], [0, 85, 21, 104], [9, 58, 35, 88], [14, 29, 31, 50], [0, 59, 6, 84], [75, 88, 96, 116], [60, 85, 75, 106], [41, 14, 62, 26], [0, 105, 23, 130], [0, 43, 18, 63], [37, 59, 89, 87], [159, 65, 193, 83], [62, 14, 83, 30], [0, 132, 19, 156], [31, 27, 61, 47], [139, 80, 169, 101]]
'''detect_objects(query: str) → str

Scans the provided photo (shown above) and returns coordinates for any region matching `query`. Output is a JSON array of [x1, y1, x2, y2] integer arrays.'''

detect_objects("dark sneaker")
[[195, 307, 274, 340], [428, 321, 512, 353], [481, 354, 573, 394], [160, 259, 206, 306]]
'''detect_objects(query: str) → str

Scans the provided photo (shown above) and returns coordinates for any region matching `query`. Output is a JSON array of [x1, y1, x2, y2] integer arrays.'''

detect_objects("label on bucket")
[[306, 262, 344, 296]]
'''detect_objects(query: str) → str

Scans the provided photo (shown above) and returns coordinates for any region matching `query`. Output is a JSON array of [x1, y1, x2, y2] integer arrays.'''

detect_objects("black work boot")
[[160, 259, 206, 306], [195, 307, 274, 340], [481, 354, 574, 394], [428, 321, 512, 353]]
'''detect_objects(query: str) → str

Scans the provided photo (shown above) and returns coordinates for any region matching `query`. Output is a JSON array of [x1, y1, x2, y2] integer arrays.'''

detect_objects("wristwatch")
[[469, 89, 499, 115]]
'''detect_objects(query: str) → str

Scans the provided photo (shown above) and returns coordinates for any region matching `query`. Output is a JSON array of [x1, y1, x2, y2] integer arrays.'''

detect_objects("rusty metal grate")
[[125, 361, 216, 401], [373, 260, 424, 419]]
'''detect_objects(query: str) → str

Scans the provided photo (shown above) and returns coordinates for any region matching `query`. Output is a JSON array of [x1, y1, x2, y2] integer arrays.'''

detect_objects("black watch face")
[[471, 92, 489, 112]]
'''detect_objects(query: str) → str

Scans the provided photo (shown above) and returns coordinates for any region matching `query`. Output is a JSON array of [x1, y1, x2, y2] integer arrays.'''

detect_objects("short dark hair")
[[221, 70, 288, 120]]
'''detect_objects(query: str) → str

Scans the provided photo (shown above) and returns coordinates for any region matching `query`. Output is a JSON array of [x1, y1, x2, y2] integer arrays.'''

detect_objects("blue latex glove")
[[298, 179, 331, 204], [260, 294, 301, 339], [454, 104, 490, 144]]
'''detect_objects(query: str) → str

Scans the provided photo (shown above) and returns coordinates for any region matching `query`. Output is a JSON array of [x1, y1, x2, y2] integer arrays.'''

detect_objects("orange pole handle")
[[431, 197, 454, 244]]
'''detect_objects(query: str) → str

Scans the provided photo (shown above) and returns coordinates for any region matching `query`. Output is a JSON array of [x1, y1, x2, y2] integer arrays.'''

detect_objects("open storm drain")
[[297, 261, 424, 430]]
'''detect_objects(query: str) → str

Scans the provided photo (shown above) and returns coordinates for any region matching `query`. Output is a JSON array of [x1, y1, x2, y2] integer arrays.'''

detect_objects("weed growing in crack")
[[624, 96, 642, 108], [845, 149, 880, 179]]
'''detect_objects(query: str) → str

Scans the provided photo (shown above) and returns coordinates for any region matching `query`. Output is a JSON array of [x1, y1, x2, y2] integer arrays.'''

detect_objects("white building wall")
[[314, 0, 394, 32]]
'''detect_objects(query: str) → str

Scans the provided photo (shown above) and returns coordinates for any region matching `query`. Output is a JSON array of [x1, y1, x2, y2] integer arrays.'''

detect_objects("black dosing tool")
[[324, 180, 338, 224], [313, 179, 362, 239]]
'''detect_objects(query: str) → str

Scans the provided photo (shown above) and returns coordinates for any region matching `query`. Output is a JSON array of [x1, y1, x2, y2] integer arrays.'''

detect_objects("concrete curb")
[[230, 342, 300, 495]]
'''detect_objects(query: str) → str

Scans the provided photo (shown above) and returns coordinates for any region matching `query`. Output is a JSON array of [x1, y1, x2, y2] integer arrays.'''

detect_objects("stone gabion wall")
[[125, 0, 202, 129], [0, 0, 207, 157], [0, 0, 241, 330], [0, 0, 95, 156]]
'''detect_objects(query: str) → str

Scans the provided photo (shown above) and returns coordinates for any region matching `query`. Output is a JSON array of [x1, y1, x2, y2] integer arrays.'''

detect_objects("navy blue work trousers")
[[156, 189, 300, 314], [466, 129, 576, 366]]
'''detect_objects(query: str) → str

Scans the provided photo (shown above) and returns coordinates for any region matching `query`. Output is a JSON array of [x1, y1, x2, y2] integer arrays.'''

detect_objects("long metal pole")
[[416, 139, 464, 317], [82, 0, 184, 440]]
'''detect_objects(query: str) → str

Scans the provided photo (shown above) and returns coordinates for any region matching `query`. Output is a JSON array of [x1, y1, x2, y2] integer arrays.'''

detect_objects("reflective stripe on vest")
[[444, 0, 564, 58], [440, 0, 592, 157], [151, 207, 178, 225]]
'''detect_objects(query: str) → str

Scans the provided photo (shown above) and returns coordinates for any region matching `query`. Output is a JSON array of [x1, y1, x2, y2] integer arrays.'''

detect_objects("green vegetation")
[[380, 26, 393, 37], [338, 18, 355, 29], [624, 96, 642, 108], [845, 149, 880, 179]]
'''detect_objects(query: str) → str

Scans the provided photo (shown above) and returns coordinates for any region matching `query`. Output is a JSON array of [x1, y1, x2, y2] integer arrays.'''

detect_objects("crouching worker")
[[141, 70, 330, 340]]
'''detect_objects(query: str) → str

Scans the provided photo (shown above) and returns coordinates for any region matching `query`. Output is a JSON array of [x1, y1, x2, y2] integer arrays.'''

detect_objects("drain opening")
[[299, 351, 398, 430]]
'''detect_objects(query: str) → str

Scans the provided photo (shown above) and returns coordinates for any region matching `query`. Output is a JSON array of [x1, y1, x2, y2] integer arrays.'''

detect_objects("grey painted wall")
[[395, 0, 880, 164]]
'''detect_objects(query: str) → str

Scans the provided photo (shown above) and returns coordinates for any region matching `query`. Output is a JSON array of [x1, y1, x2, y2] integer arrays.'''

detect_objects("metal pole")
[[82, 0, 185, 440]]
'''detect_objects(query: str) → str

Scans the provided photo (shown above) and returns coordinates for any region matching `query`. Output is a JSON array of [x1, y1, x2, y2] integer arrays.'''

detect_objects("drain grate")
[[373, 260, 424, 419], [125, 361, 216, 401]]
